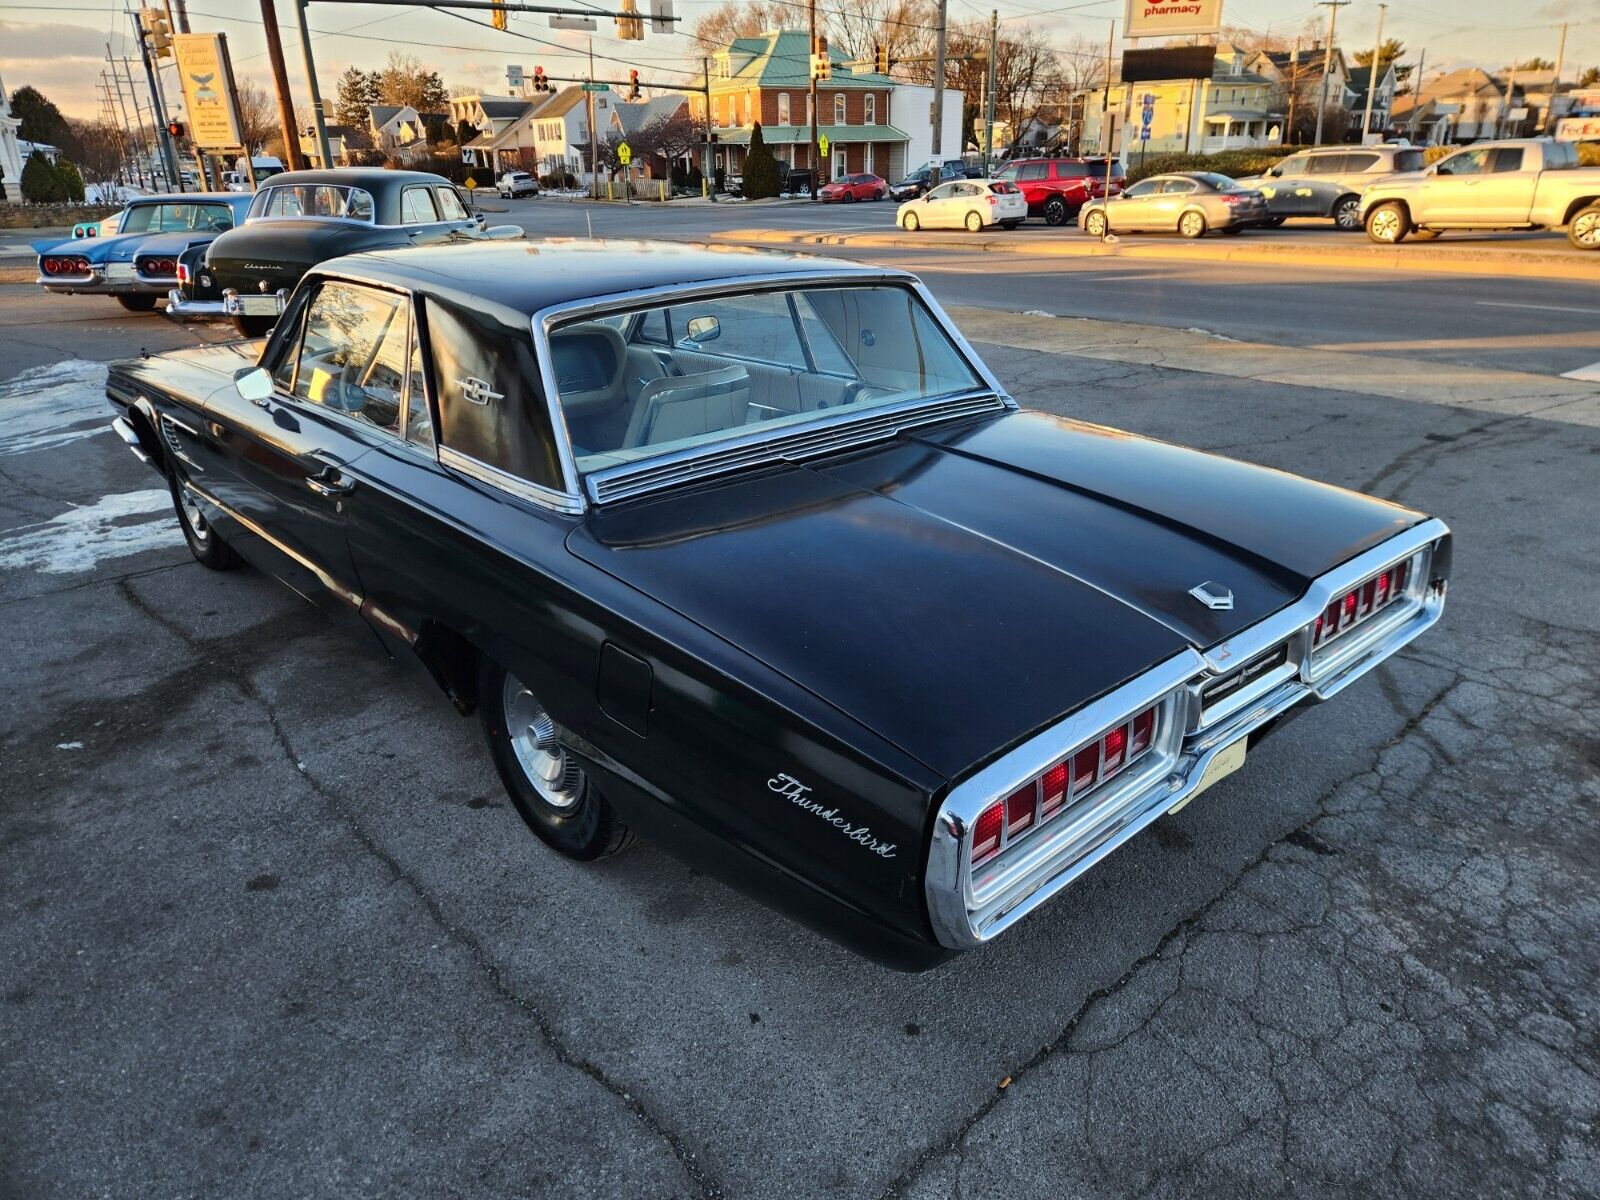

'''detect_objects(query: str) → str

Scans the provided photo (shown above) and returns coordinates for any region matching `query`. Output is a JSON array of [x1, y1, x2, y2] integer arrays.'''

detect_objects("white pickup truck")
[[1360, 138, 1600, 249]]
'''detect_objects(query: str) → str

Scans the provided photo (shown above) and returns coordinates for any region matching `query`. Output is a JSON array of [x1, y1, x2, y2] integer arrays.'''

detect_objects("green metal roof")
[[713, 29, 896, 91], [715, 123, 909, 146]]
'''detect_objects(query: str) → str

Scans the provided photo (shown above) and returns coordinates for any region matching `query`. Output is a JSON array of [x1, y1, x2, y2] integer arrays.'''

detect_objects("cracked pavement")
[[1, 286, 1597, 1199]]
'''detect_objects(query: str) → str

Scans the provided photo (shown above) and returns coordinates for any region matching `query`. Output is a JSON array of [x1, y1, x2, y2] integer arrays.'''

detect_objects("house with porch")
[[452, 94, 537, 170], [1347, 62, 1398, 139], [1079, 43, 1285, 158], [692, 29, 909, 183]]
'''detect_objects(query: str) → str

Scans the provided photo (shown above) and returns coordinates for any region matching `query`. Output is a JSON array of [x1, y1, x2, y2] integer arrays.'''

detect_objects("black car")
[[106, 240, 1451, 969], [165, 168, 516, 337]]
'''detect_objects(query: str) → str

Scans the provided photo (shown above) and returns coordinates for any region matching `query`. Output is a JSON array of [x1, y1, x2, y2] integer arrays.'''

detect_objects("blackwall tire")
[[168, 466, 239, 571], [1043, 197, 1068, 226], [479, 656, 636, 861]]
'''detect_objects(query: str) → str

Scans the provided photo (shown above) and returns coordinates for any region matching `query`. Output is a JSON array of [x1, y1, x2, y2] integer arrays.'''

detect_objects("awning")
[[1203, 110, 1277, 123]]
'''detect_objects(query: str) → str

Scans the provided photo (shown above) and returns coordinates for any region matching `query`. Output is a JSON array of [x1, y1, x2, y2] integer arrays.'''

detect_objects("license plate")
[[236, 294, 283, 316], [1168, 737, 1246, 815], [103, 262, 134, 282]]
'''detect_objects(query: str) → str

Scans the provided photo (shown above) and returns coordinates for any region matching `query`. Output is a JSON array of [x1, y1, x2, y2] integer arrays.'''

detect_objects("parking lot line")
[[1478, 300, 1600, 315], [1559, 360, 1600, 381]]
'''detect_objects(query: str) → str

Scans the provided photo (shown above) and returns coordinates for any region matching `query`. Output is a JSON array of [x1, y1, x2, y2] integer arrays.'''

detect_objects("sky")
[[2, 0, 1596, 123]]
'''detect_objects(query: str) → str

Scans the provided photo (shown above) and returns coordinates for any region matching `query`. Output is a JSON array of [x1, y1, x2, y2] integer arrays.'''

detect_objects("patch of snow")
[[1022, 309, 1057, 318], [0, 360, 113, 456], [56, 741, 84, 750], [1184, 327, 1240, 342], [0, 488, 176, 574]]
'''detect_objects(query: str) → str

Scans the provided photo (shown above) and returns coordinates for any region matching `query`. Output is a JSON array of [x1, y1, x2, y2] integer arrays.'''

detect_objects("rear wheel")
[[1178, 210, 1207, 239], [168, 464, 238, 570], [116, 294, 158, 312], [1366, 201, 1410, 244], [1084, 209, 1109, 238], [1332, 195, 1362, 231], [233, 314, 275, 338], [965, 210, 984, 233], [1043, 196, 1068, 226], [479, 657, 635, 861], [902, 210, 920, 231], [1568, 204, 1600, 250]]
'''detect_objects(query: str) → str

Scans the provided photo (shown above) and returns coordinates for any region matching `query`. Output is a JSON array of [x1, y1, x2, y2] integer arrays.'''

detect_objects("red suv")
[[992, 157, 1127, 225]]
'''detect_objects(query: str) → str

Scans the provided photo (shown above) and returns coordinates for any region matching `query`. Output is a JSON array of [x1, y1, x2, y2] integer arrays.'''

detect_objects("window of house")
[[834, 94, 847, 124], [778, 92, 791, 124], [864, 94, 876, 124]]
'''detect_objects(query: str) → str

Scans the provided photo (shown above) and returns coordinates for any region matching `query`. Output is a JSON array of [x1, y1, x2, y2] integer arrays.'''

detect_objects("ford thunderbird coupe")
[[35, 192, 253, 312], [105, 241, 1451, 969], [165, 168, 515, 337]]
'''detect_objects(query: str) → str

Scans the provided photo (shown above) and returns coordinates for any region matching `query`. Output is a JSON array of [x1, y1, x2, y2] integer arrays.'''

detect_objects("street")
[[2, 225, 1599, 1200]]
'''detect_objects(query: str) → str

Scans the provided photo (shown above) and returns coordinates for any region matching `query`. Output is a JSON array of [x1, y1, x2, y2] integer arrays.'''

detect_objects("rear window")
[[1544, 141, 1579, 169], [1394, 149, 1425, 172], [1196, 172, 1244, 191], [989, 180, 1021, 194]]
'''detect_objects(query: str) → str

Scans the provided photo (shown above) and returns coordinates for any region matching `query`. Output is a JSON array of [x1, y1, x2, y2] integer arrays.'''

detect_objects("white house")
[[452, 94, 535, 169], [0, 72, 24, 201], [1347, 62, 1398, 140], [888, 83, 966, 177]]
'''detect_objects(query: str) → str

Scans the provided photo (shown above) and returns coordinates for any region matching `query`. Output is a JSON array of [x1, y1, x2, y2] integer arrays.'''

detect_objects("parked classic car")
[[105, 240, 1451, 969], [1237, 144, 1426, 230], [992, 156, 1127, 225], [1080, 172, 1269, 238], [166, 168, 518, 335], [35, 193, 253, 311], [1359, 138, 1600, 248]]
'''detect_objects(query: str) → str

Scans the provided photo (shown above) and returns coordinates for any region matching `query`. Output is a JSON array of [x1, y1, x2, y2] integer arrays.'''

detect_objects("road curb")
[[711, 227, 1599, 282]]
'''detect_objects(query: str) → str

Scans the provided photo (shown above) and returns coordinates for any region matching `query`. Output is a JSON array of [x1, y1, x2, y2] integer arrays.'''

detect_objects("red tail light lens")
[[1040, 762, 1069, 817], [972, 801, 1004, 864], [177, 262, 190, 284], [1311, 558, 1415, 650], [1005, 784, 1035, 837], [1102, 725, 1127, 774]]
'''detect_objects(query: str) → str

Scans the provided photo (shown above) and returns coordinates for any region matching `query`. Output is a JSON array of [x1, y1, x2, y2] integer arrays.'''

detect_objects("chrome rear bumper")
[[165, 289, 227, 319], [222, 288, 287, 318]]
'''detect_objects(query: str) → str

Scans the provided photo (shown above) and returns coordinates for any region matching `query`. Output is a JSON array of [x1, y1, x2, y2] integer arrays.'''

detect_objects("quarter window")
[[289, 282, 410, 435], [401, 186, 440, 223]]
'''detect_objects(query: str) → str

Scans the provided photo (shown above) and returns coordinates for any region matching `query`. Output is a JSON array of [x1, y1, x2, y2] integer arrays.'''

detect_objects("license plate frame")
[[103, 262, 134, 282]]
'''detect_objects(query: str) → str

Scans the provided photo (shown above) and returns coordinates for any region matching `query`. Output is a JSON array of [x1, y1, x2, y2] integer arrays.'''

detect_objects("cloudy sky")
[[3, 0, 1596, 122]]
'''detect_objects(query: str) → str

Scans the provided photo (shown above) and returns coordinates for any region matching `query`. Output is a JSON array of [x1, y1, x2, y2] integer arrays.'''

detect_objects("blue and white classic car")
[[35, 192, 253, 312]]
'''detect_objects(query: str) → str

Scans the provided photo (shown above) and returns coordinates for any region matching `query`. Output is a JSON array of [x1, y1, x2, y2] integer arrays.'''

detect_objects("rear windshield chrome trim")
[[438, 445, 585, 515], [530, 273, 1014, 508]]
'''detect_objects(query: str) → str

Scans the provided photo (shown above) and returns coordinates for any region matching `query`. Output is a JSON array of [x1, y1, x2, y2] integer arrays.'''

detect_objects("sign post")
[[617, 141, 631, 203], [818, 132, 830, 180]]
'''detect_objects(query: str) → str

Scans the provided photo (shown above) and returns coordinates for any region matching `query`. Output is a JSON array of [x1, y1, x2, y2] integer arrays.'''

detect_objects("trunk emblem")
[[1189, 581, 1235, 611], [455, 376, 504, 406]]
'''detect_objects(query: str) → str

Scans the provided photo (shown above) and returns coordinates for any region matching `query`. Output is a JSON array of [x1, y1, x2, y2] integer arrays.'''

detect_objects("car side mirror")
[[1268, 167, 1281, 177], [685, 315, 721, 344], [234, 365, 273, 403]]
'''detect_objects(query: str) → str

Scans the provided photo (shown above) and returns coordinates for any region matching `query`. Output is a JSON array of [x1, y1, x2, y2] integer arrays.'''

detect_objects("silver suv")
[[1240, 145, 1427, 230]]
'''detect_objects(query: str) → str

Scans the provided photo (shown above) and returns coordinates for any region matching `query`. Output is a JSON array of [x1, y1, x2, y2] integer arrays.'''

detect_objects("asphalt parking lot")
[[2, 282, 1598, 1199]]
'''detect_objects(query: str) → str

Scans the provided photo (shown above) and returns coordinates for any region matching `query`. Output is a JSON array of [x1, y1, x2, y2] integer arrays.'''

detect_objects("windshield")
[[551, 284, 987, 476], [120, 202, 236, 233], [247, 184, 375, 222]]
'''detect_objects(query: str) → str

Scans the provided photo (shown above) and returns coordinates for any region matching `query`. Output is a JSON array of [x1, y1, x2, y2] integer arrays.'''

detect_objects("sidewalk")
[[712, 226, 1599, 283]]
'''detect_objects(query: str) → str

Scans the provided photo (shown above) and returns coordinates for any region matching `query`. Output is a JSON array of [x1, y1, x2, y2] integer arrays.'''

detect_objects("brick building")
[[693, 29, 910, 182]]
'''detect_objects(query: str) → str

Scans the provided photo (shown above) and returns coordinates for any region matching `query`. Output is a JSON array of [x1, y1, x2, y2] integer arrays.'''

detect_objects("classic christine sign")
[[1124, 0, 1224, 39], [172, 33, 245, 150]]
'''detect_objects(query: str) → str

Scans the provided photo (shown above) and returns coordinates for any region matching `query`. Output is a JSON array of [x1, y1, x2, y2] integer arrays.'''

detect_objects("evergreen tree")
[[20, 150, 66, 203], [742, 122, 782, 199], [55, 159, 86, 202], [335, 66, 376, 127], [11, 87, 78, 156]]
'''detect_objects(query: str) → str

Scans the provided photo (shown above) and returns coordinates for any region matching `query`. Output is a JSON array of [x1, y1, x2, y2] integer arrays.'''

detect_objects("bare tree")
[[67, 120, 123, 185], [689, 1, 791, 52], [649, 107, 701, 175], [235, 79, 276, 155]]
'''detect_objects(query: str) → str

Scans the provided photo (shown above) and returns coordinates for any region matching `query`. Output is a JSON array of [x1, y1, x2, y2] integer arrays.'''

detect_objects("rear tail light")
[[42, 255, 88, 275], [177, 262, 190, 284], [969, 702, 1162, 867], [988, 195, 998, 205], [1312, 558, 1412, 650]]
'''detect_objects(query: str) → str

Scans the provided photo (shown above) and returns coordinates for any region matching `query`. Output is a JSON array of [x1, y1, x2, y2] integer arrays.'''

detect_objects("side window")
[[1394, 149, 1425, 172], [434, 186, 469, 220], [633, 306, 670, 345], [405, 333, 433, 446], [1437, 149, 1489, 176], [1161, 179, 1196, 195], [925, 182, 957, 201], [1123, 180, 1160, 198], [1342, 152, 1379, 172], [401, 186, 440, 223], [1275, 156, 1308, 177], [1305, 154, 1341, 175], [1491, 147, 1526, 173], [290, 282, 408, 434], [1019, 162, 1049, 181]]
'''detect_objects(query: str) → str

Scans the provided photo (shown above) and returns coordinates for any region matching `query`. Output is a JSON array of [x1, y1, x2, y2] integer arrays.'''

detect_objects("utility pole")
[[930, 0, 949, 182], [808, 0, 819, 196], [258, 0, 307, 170], [1499, 61, 1517, 138], [1098, 17, 1116, 238], [1312, 0, 1348, 147], [131, 11, 184, 189], [701, 57, 715, 201], [587, 39, 599, 199], [1407, 47, 1426, 141], [113, 53, 152, 188], [107, 52, 148, 187], [1360, 3, 1386, 145], [1542, 22, 1568, 133], [983, 8, 998, 174], [294, 0, 333, 167]]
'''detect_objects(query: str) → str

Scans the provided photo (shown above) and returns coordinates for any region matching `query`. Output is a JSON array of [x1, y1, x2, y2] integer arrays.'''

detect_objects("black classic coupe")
[[166, 168, 513, 337], [106, 241, 1451, 969]]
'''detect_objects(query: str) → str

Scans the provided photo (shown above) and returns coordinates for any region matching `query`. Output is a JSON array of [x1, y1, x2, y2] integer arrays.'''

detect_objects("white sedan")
[[897, 179, 1028, 232]]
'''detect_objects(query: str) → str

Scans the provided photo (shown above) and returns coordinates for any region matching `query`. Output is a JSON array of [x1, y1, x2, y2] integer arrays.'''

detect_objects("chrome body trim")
[[184, 479, 364, 610], [223, 288, 288, 317], [925, 517, 1451, 950], [530, 272, 1014, 509], [437, 445, 586, 516], [110, 416, 151, 467]]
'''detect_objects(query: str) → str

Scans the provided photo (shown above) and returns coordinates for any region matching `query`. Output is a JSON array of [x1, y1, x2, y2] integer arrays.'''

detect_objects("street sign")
[[550, 14, 597, 30], [818, 134, 830, 157], [507, 64, 524, 90], [581, 82, 611, 92], [465, 175, 477, 190], [617, 142, 632, 165]]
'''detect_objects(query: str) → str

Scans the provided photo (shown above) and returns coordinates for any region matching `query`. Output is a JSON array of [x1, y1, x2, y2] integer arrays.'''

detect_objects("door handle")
[[306, 464, 356, 497]]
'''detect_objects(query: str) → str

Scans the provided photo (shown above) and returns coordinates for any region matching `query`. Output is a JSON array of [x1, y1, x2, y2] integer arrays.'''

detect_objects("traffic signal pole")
[[131, 10, 184, 190]]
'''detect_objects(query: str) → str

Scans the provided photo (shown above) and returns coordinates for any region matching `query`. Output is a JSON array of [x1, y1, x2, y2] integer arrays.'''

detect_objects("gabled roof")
[[1423, 67, 1501, 97], [533, 88, 587, 120], [713, 28, 894, 90], [478, 96, 531, 119], [369, 104, 404, 128], [614, 95, 687, 135]]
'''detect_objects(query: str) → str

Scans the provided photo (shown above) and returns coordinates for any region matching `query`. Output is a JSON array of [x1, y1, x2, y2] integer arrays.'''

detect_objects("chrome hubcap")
[[179, 487, 209, 544], [1575, 212, 1600, 246], [1181, 214, 1202, 236], [1336, 200, 1360, 228], [1372, 210, 1399, 241], [502, 673, 583, 810], [1088, 213, 1105, 235]]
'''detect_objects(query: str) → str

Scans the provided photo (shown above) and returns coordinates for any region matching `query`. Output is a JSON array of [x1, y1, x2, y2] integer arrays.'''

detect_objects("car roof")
[[131, 191, 238, 202], [258, 168, 450, 189], [319, 238, 902, 316]]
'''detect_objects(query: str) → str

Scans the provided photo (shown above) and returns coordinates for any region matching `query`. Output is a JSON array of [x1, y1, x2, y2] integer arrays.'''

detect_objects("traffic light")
[[812, 36, 830, 82], [491, 2, 507, 31], [629, 70, 641, 100], [139, 6, 172, 58], [874, 42, 889, 74], [166, 120, 186, 139], [532, 66, 549, 93], [616, 0, 644, 41]]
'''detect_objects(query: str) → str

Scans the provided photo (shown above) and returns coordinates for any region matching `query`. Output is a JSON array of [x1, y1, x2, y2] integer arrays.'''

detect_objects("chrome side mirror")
[[234, 365, 273, 404]]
